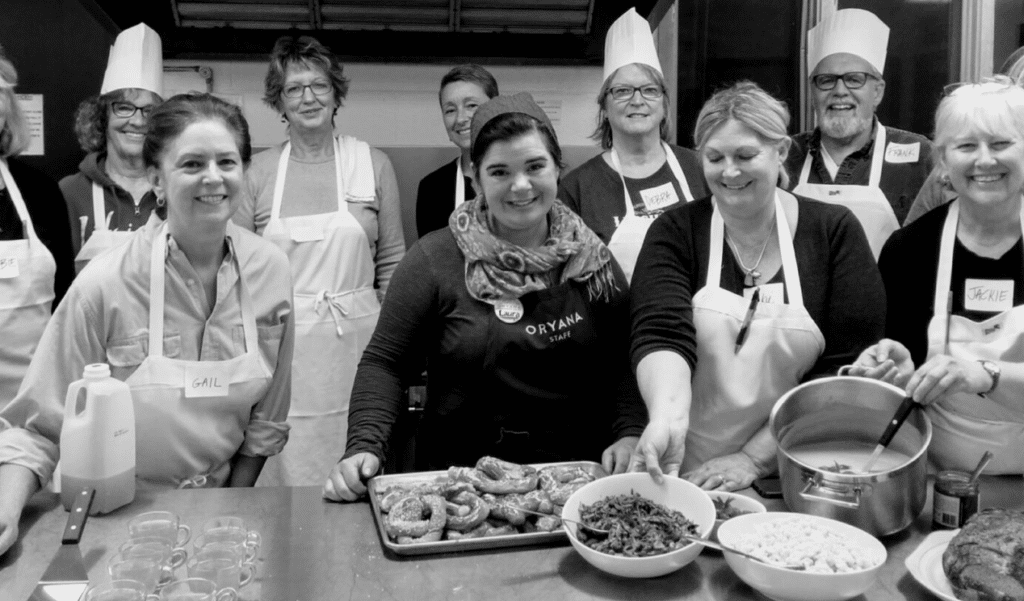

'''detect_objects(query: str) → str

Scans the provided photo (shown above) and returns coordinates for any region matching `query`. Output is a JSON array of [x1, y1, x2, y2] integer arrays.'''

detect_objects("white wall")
[[164, 60, 605, 149]]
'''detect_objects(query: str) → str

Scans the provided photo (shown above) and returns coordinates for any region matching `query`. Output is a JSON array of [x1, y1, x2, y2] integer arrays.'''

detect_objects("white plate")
[[904, 530, 959, 601]]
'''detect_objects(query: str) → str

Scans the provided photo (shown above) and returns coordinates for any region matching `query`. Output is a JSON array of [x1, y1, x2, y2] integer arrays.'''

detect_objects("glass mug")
[[159, 577, 237, 601], [84, 579, 154, 601], [199, 517, 260, 558], [107, 553, 169, 594], [187, 554, 255, 592], [119, 537, 188, 570], [128, 511, 191, 548], [192, 534, 257, 563]]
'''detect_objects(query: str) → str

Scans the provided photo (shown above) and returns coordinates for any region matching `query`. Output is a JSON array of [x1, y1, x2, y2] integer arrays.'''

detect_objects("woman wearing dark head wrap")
[[325, 93, 646, 502]]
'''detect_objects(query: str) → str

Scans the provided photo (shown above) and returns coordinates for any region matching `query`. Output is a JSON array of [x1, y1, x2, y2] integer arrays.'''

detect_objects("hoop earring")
[[155, 194, 166, 207]]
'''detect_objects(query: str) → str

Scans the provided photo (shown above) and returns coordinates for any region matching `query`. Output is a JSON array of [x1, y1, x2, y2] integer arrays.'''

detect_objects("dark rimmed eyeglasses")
[[282, 81, 333, 98], [110, 102, 154, 119], [607, 85, 664, 101], [811, 72, 877, 91]]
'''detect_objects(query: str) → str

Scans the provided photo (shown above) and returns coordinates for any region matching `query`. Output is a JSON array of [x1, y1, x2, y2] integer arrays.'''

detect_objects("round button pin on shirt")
[[494, 299, 524, 324]]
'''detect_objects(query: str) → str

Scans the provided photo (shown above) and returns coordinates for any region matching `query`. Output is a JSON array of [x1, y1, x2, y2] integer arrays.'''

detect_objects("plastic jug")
[[61, 363, 135, 514]]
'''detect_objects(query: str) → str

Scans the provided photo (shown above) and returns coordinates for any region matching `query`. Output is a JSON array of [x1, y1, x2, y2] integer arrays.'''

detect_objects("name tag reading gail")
[[964, 279, 1014, 312], [0, 257, 18, 279], [184, 364, 230, 398], [639, 183, 679, 212]]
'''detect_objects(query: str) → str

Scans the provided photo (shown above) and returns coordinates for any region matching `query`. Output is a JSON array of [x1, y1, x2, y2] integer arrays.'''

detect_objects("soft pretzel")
[[384, 494, 447, 542]]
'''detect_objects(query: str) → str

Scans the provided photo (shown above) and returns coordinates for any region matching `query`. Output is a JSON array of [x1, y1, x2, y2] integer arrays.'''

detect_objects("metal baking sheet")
[[368, 461, 607, 556]]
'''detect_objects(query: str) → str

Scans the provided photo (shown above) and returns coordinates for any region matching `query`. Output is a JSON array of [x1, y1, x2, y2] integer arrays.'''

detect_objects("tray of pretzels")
[[368, 456, 607, 556]]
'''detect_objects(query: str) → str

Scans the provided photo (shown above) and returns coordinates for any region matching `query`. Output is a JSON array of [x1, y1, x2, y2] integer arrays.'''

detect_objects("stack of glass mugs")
[[84, 511, 260, 600]]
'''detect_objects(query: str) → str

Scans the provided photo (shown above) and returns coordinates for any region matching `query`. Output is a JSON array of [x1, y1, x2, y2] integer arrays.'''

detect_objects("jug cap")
[[83, 363, 112, 380]]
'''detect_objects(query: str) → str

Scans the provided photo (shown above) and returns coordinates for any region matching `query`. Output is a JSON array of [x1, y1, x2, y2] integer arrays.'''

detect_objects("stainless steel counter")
[[2, 476, 1021, 600]]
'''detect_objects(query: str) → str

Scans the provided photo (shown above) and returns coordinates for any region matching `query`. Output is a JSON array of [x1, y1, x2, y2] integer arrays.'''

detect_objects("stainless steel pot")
[[769, 376, 932, 536]]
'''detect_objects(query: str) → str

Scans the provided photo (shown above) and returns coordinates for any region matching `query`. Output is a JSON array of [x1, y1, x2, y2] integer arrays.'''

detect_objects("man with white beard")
[[786, 8, 932, 258]]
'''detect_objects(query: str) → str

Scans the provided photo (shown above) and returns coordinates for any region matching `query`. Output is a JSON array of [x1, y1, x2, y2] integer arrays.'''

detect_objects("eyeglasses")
[[607, 85, 664, 101], [110, 102, 154, 119], [282, 81, 333, 98], [811, 72, 877, 91]]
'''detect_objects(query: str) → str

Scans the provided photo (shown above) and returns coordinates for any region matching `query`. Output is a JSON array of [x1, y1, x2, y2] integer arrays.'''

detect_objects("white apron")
[[454, 159, 467, 210], [924, 200, 1024, 474], [125, 222, 274, 489], [0, 159, 56, 409], [684, 190, 825, 472], [74, 183, 137, 272], [257, 137, 381, 486], [792, 125, 898, 259], [607, 142, 694, 283]]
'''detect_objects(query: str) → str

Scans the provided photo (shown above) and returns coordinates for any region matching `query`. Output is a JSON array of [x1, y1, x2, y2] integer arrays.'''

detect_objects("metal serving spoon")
[[679, 533, 806, 570], [496, 505, 611, 538]]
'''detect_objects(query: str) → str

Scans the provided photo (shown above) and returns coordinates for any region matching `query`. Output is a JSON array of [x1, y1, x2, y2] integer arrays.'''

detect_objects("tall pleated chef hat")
[[603, 7, 662, 83], [807, 8, 889, 76], [100, 23, 163, 97]]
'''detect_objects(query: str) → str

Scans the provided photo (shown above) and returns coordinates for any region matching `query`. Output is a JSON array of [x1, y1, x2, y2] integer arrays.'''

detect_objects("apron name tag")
[[964, 279, 1014, 313], [0, 257, 18, 279], [639, 182, 679, 212], [745, 283, 784, 304], [884, 142, 921, 164], [290, 224, 326, 243], [184, 364, 230, 398]]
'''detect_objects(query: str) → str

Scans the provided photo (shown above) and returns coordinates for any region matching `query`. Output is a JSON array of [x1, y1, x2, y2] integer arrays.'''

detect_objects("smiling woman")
[[415, 65, 499, 238], [0, 93, 297, 558], [851, 77, 1024, 476], [628, 81, 885, 491], [59, 24, 164, 272], [234, 35, 405, 487], [324, 92, 647, 503]]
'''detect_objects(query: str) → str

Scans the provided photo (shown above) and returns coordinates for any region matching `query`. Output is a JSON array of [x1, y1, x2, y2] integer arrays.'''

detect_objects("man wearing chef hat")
[[59, 23, 163, 272], [559, 7, 706, 282], [786, 8, 932, 258]]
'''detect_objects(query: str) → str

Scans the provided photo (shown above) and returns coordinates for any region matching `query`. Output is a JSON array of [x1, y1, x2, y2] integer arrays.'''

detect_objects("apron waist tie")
[[314, 290, 349, 337], [177, 473, 209, 489]]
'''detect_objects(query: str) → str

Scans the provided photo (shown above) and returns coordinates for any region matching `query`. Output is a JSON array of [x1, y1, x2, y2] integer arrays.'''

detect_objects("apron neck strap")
[[148, 222, 259, 356], [454, 158, 466, 209], [0, 158, 40, 242], [867, 123, 886, 187], [610, 141, 694, 217], [709, 190, 804, 306], [798, 122, 886, 188], [92, 182, 109, 232], [271, 136, 345, 221]]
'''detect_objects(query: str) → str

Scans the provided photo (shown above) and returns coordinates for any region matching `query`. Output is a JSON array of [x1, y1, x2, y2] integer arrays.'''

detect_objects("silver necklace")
[[726, 216, 775, 286]]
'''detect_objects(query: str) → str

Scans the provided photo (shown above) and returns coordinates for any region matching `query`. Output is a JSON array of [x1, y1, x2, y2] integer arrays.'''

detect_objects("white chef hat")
[[603, 8, 662, 83], [100, 23, 163, 97], [807, 8, 889, 76]]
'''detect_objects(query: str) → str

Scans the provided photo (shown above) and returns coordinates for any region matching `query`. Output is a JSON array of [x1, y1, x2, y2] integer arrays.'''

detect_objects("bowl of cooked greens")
[[707, 491, 767, 542], [562, 473, 716, 578]]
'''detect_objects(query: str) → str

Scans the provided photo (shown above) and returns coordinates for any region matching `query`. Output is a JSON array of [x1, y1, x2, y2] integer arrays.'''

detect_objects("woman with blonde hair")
[[629, 81, 884, 490], [0, 47, 73, 409], [851, 78, 1024, 474]]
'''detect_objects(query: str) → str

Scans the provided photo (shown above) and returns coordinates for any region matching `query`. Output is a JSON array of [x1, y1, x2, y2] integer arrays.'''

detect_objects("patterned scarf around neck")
[[449, 198, 617, 303]]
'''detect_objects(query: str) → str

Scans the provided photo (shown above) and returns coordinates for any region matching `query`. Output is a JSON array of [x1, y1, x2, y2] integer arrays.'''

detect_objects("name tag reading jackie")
[[0, 257, 18, 279], [639, 183, 679, 212], [964, 279, 1014, 313], [184, 363, 230, 398]]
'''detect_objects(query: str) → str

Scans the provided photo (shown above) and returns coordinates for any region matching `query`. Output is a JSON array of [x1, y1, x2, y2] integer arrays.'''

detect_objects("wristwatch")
[[977, 360, 1001, 395]]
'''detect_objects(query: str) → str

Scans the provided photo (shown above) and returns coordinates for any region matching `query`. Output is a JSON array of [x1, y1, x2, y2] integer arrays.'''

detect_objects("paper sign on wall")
[[16, 94, 43, 156], [532, 94, 563, 128]]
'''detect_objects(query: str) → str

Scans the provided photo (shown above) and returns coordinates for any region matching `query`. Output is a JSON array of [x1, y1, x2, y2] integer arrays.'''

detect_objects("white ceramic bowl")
[[706, 491, 767, 542], [717, 512, 886, 601], [561, 473, 716, 578]]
